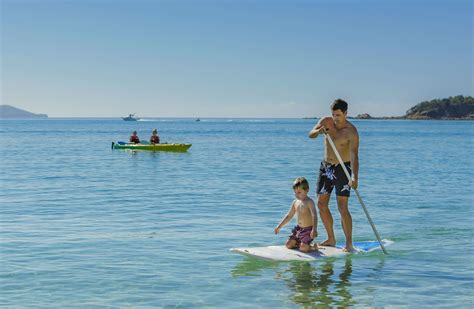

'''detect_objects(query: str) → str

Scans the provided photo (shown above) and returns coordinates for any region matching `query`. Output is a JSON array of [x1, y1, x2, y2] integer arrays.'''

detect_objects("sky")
[[1, 0, 472, 118]]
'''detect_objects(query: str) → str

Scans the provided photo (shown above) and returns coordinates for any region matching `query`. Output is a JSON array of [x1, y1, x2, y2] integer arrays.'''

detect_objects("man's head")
[[292, 177, 309, 200], [330, 99, 348, 124]]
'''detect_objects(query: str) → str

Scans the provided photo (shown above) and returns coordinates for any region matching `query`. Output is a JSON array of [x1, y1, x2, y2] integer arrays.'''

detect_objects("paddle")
[[324, 131, 388, 255]]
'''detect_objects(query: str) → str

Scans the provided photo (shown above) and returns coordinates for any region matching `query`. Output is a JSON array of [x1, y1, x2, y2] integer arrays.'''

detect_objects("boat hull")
[[112, 142, 191, 152]]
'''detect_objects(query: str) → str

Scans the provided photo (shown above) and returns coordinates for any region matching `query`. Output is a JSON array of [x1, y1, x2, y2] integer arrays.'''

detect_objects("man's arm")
[[308, 118, 328, 138], [349, 128, 360, 189], [274, 201, 296, 234]]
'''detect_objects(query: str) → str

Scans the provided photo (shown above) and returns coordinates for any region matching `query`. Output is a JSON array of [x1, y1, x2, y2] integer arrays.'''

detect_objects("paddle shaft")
[[324, 132, 388, 255]]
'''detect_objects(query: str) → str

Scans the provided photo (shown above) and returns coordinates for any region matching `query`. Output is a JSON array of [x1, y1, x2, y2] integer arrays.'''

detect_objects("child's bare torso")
[[295, 197, 315, 228]]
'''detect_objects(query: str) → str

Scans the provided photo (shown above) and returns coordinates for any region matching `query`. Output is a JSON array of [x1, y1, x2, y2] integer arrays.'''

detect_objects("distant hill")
[[353, 95, 474, 120], [404, 95, 473, 119], [355, 113, 373, 119], [0, 105, 48, 119]]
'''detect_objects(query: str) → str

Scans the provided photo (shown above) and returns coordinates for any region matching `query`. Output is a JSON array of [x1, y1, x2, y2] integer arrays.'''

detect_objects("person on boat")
[[149, 129, 160, 144], [129, 131, 140, 144], [274, 177, 318, 253], [308, 99, 359, 252]]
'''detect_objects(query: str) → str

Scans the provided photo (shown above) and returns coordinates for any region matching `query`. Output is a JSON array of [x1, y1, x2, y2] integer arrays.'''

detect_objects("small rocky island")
[[355, 95, 473, 120], [0, 105, 48, 119]]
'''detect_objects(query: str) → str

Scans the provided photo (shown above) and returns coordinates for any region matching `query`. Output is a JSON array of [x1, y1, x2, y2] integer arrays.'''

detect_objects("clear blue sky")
[[1, 0, 472, 118]]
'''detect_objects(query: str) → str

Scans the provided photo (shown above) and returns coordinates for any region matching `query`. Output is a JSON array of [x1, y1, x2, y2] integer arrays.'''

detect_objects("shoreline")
[[1, 116, 473, 121], [303, 117, 474, 121]]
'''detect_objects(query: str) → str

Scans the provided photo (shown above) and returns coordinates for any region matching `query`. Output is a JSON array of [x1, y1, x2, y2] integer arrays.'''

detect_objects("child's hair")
[[292, 177, 309, 191]]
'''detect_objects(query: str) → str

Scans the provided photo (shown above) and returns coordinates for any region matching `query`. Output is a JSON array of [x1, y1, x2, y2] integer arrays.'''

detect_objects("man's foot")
[[318, 239, 336, 247], [342, 245, 356, 253]]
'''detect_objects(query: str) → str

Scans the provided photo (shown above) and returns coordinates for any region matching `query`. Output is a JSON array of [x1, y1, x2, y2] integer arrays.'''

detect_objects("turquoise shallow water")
[[1, 118, 473, 308]]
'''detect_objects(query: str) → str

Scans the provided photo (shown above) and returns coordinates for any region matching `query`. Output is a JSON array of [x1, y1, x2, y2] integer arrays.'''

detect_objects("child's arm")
[[309, 199, 318, 239], [274, 201, 296, 234]]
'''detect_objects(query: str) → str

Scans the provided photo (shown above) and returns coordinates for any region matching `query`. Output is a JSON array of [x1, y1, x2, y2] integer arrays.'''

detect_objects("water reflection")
[[232, 256, 385, 308], [278, 258, 355, 307], [115, 149, 191, 158], [231, 258, 279, 277]]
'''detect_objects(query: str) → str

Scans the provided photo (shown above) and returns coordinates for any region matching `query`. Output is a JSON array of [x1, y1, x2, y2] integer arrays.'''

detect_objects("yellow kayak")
[[112, 142, 191, 152]]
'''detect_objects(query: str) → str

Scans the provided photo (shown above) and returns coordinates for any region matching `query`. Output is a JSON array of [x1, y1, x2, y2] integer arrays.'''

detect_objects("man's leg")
[[336, 195, 354, 252], [317, 193, 336, 246]]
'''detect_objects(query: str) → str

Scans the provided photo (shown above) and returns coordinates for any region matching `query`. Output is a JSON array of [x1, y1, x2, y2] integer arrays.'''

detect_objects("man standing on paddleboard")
[[308, 99, 359, 252]]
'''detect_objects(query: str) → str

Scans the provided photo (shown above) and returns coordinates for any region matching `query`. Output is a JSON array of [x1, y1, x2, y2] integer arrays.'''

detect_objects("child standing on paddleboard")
[[274, 177, 318, 252]]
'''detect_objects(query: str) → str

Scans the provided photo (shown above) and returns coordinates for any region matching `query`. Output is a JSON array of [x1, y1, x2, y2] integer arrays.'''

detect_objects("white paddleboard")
[[230, 240, 393, 261]]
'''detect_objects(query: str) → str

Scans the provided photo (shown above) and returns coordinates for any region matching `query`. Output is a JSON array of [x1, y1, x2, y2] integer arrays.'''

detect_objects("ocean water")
[[0, 118, 473, 308]]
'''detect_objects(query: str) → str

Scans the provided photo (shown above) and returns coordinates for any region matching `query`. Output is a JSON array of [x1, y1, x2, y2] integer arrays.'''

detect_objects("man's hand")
[[349, 178, 358, 189], [309, 123, 329, 138], [318, 126, 328, 134], [274, 227, 280, 234], [310, 228, 317, 239]]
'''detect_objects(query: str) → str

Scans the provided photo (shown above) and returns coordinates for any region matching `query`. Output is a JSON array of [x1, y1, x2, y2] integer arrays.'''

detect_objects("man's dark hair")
[[331, 99, 348, 113]]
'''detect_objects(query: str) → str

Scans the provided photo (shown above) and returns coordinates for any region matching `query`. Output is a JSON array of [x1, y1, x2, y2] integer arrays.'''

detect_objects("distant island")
[[355, 95, 473, 120], [403, 95, 473, 120], [305, 96, 473, 120], [0, 105, 48, 119]]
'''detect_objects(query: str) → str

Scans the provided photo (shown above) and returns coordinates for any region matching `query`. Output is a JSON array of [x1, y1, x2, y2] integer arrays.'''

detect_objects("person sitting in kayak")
[[129, 131, 140, 144], [274, 177, 318, 253], [150, 129, 160, 144]]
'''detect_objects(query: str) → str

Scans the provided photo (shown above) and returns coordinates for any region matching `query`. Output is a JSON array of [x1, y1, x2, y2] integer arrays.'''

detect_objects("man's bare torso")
[[321, 117, 356, 164]]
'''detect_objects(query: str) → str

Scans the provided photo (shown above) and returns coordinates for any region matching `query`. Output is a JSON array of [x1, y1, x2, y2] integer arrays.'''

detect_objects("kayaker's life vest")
[[150, 136, 160, 144], [130, 135, 140, 143]]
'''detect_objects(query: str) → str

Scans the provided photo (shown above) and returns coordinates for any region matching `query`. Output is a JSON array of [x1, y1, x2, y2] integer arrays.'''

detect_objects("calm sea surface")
[[1, 118, 473, 308]]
